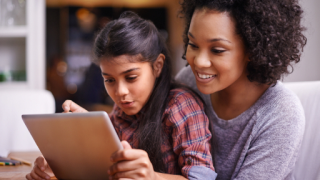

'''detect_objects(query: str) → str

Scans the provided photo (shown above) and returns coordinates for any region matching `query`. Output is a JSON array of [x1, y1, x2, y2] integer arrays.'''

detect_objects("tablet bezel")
[[22, 111, 122, 180]]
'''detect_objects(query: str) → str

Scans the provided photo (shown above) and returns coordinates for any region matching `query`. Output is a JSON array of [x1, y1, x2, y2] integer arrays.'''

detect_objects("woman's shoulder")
[[253, 81, 305, 135], [175, 66, 197, 90], [257, 81, 304, 115], [175, 66, 211, 104]]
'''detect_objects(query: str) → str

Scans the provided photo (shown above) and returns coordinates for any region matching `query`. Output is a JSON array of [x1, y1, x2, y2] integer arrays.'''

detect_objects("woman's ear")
[[153, 53, 165, 77]]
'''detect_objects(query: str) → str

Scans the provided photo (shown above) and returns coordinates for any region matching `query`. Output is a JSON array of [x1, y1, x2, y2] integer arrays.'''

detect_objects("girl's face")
[[186, 9, 249, 95], [100, 55, 162, 115]]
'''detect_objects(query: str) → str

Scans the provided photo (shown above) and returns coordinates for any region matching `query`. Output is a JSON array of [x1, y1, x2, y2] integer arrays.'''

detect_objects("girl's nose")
[[194, 51, 211, 68], [115, 82, 129, 97]]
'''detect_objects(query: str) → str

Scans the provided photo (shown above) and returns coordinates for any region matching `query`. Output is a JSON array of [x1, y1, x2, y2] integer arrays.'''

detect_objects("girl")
[[176, 0, 306, 179], [26, 11, 217, 180]]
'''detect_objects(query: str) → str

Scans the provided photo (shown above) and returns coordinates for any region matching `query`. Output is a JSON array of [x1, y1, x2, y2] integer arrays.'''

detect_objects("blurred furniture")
[[284, 81, 320, 180], [0, 90, 55, 157], [0, 0, 45, 90]]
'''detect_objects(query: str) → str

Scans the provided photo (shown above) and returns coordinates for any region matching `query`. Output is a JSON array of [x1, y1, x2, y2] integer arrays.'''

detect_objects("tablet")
[[22, 111, 122, 180]]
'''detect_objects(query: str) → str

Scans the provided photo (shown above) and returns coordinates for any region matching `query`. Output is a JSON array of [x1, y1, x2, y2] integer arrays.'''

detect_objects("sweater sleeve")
[[233, 96, 305, 180]]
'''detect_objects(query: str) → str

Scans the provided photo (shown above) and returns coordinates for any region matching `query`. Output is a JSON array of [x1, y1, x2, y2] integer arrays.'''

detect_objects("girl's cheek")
[[105, 87, 116, 102]]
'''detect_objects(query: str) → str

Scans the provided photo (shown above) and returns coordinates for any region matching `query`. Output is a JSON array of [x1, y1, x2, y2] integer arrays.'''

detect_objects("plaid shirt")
[[109, 88, 214, 178]]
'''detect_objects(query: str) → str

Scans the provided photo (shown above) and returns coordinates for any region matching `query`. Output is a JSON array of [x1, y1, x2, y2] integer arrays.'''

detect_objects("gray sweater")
[[175, 66, 305, 180]]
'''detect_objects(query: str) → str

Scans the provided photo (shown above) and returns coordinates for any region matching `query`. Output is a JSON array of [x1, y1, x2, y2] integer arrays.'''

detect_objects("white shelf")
[[0, 27, 27, 38], [0, 0, 45, 90]]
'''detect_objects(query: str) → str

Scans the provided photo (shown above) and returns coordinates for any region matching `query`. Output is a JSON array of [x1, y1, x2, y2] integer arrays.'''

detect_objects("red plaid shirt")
[[109, 88, 214, 178]]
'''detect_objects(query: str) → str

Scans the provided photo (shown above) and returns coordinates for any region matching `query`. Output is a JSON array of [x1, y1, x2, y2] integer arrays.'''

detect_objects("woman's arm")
[[156, 173, 187, 180], [232, 101, 305, 180]]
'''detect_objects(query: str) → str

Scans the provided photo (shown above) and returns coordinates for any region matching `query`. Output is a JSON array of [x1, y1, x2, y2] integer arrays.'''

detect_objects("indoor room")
[[0, 0, 320, 179]]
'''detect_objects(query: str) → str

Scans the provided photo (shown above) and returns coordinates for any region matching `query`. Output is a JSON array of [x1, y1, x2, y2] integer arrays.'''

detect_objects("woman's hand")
[[62, 100, 88, 113], [108, 141, 160, 180], [26, 156, 55, 180]]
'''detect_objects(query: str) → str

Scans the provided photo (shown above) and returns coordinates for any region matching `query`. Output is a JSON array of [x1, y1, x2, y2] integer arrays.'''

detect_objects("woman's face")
[[186, 9, 249, 94], [100, 55, 157, 115]]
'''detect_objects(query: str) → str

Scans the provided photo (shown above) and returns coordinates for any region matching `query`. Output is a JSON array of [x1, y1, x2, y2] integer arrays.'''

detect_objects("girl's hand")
[[26, 156, 55, 180], [108, 141, 160, 180], [62, 100, 88, 113]]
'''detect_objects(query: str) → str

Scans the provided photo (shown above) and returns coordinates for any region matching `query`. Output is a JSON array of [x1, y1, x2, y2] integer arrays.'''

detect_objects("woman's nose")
[[115, 82, 129, 97], [194, 51, 211, 68]]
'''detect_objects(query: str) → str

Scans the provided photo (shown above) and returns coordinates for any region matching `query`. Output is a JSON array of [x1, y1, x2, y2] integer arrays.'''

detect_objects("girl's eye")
[[104, 79, 115, 83], [188, 43, 198, 49], [126, 76, 137, 81], [211, 49, 226, 54]]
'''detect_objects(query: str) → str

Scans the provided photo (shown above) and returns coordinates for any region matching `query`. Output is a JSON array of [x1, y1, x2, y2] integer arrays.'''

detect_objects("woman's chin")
[[196, 83, 216, 95]]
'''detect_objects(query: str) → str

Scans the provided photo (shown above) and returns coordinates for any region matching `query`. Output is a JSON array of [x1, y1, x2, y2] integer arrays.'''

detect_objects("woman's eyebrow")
[[101, 68, 140, 76], [188, 32, 195, 39], [188, 32, 231, 43], [208, 38, 231, 43]]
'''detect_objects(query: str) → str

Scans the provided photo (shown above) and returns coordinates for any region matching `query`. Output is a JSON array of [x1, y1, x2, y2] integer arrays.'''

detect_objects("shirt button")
[[187, 158, 192, 165]]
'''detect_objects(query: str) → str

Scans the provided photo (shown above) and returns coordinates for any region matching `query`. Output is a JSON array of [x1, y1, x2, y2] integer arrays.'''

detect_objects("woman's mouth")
[[196, 72, 217, 83]]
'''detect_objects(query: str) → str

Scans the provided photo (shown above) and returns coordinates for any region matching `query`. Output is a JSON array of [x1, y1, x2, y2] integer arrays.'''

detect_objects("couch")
[[284, 81, 320, 180], [0, 90, 55, 156]]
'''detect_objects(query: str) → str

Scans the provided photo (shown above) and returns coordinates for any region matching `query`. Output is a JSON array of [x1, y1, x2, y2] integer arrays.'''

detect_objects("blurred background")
[[0, 0, 319, 113]]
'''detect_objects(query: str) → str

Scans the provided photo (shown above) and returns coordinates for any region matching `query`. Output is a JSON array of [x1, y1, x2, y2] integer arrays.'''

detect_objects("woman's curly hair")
[[180, 0, 307, 85]]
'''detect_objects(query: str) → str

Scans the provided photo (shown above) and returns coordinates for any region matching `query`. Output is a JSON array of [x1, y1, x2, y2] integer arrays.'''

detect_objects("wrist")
[[154, 172, 165, 180]]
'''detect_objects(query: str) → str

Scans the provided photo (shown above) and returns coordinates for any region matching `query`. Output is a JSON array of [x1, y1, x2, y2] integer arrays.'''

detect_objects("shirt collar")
[[114, 105, 142, 122]]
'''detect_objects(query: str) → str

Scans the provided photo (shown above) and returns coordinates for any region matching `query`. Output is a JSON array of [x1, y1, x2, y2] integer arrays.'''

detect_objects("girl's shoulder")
[[163, 88, 209, 132], [164, 88, 207, 124], [167, 88, 204, 108]]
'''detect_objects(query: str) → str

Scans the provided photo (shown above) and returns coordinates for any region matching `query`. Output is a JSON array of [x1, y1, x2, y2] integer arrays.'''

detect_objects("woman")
[[175, 0, 307, 179]]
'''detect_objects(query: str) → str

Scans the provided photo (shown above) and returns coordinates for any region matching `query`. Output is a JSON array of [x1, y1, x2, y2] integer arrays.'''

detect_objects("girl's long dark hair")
[[93, 11, 172, 172], [93, 11, 215, 172]]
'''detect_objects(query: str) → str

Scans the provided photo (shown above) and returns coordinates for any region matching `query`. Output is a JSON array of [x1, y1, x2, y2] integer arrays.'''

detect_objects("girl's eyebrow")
[[101, 68, 140, 76], [188, 32, 231, 43]]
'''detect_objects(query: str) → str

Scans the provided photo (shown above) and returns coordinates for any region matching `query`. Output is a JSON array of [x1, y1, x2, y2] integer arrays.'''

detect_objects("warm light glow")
[[56, 61, 67, 76], [76, 8, 90, 21], [46, 0, 169, 8], [67, 83, 77, 94], [76, 8, 97, 32]]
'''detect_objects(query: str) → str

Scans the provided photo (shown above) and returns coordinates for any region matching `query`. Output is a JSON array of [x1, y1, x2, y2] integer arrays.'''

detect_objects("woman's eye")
[[104, 79, 115, 83], [188, 43, 198, 49], [211, 49, 226, 54]]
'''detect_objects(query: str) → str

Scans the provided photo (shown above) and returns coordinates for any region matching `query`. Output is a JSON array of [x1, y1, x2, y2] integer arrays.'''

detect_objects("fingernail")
[[46, 176, 50, 179], [41, 167, 45, 171]]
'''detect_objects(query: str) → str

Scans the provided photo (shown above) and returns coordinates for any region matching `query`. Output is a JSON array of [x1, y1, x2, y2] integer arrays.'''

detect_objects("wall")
[[45, 0, 319, 80], [169, 0, 320, 79], [284, 0, 320, 82]]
